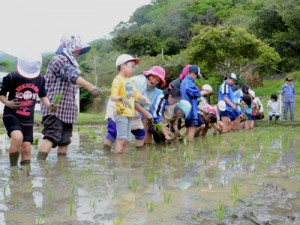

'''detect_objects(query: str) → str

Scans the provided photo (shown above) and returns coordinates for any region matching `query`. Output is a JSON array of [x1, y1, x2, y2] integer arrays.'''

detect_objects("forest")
[[1, 0, 299, 109]]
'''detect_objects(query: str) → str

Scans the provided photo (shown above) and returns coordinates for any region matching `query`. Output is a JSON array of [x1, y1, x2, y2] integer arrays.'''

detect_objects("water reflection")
[[0, 127, 299, 224]]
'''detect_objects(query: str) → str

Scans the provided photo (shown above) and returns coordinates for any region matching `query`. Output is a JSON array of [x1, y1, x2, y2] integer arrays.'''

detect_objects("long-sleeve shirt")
[[267, 100, 280, 113], [180, 76, 200, 120], [282, 84, 295, 102], [41, 54, 80, 124], [151, 92, 167, 123]]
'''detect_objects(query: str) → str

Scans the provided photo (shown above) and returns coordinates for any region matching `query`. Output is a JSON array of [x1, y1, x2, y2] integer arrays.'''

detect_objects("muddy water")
[[0, 127, 299, 225]]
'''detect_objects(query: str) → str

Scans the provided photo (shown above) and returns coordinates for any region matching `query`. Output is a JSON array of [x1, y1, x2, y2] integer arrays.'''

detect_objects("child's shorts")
[[3, 115, 33, 143], [197, 114, 206, 127], [105, 118, 145, 142], [185, 118, 199, 127], [115, 115, 132, 141], [42, 115, 73, 148]]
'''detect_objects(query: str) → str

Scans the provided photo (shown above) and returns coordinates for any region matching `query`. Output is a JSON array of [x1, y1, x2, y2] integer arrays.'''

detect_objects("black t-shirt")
[[0, 71, 47, 125]]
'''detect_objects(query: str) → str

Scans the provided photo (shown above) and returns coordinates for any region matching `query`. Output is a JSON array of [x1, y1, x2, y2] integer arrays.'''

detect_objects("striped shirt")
[[41, 54, 80, 124]]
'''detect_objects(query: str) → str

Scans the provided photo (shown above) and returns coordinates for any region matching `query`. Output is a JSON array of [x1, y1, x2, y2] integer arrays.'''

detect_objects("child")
[[267, 94, 280, 121], [196, 100, 217, 137], [196, 84, 214, 136], [152, 99, 191, 143], [103, 66, 165, 149], [110, 54, 150, 153], [240, 95, 252, 129], [0, 52, 54, 166], [249, 90, 258, 129], [150, 88, 182, 143], [212, 100, 225, 135], [180, 65, 201, 142]]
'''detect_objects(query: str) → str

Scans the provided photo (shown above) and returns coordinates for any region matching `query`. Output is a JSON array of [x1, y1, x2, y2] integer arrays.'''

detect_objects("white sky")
[[0, 0, 152, 56]]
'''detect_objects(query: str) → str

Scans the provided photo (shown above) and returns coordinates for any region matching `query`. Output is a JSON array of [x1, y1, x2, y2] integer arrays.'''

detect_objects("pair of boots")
[[269, 116, 279, 121], [9, 152, 30, 167]]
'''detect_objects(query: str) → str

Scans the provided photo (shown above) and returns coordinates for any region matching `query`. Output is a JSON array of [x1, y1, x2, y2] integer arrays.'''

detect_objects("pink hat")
[[143, 66, 166, 87], [179, 64, 191, 81]]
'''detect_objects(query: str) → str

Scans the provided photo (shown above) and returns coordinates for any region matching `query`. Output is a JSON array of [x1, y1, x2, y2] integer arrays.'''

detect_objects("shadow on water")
[[0, 126, 300, 224]]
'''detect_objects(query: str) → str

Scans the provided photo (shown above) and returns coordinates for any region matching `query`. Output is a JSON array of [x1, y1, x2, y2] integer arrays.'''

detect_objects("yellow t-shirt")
[[111, 75, 141, 117]]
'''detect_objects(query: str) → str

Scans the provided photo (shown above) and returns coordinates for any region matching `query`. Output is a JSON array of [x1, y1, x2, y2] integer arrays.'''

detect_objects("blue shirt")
[[218, 81, 235, 111], [180, 76, 200, 120], [151, 92, 168, 123], [282, 84, 295, 103]]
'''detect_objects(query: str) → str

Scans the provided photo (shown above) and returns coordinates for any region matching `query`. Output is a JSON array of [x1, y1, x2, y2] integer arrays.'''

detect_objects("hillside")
[[0, 51, 16, 61]]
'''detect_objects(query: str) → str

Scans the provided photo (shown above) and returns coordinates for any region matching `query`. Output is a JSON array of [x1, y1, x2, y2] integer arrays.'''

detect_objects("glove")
[[90, 88, 101, 97], [119, 97, 132, 109], [9, 99, 21, 109]]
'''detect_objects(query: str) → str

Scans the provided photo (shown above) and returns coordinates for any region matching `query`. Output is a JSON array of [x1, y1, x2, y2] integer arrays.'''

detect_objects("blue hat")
[[188, 65, 202, 78], [176, 100, 192, 118]]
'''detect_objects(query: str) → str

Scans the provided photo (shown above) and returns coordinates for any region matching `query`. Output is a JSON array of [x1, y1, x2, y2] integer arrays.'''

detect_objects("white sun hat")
[[115, 54, 140, 68], [202, 84, 213, 92], [17, 51, 42, 78], [218, 100, 226, 111], [249, 90, 255, 98]]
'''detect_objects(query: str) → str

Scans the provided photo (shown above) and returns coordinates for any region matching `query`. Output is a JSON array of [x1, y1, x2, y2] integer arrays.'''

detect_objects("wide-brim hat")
[[115, 54, 140, 68], [202, 84, 213, 92], [179, 64, 191, 80], [17, 51, 42, 78], [59, 35, 91, 55], [176, 100, 192, 118], [249, 90, 255, 98], [143, 66, 166, 86]]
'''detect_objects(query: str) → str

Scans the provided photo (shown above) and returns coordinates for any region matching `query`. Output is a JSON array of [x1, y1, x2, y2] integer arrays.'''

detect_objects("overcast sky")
[[0, 0, 151, 56]]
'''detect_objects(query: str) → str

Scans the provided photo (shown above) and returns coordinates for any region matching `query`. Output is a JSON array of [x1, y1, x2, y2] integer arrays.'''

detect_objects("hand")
[[9, 99, 21, 109], [147, 118, 154, 126], [119, 97, 132, 109], [49, 103, 58, 112], [232, 105, 236, 111], [89, 88, 101, 97]]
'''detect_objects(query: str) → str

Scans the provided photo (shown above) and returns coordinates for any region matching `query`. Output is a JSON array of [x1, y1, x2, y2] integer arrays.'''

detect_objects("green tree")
[[187, 25, 281, 77]]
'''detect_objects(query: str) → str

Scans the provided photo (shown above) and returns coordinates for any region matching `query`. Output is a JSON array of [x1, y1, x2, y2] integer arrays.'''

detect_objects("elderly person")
[[282, 77, 295, 121], [37, 35, 99, 160]]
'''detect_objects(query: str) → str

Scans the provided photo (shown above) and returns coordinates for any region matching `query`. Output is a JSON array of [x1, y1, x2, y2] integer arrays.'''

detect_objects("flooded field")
[[0, 126, 299, 225]]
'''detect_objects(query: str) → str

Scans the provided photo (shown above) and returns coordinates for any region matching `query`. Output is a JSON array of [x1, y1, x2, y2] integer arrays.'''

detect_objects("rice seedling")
[[163, 191, 171, 203], [53, 93, 62, 104], [128, 177, 139, 192], [194, 174, 204, 187], [13, 192, 22, 208], [45, 185, 53, 201], [3, 180, 9, 197], [112, 170, 117, 180], [32, 137, 39, 146], [146, 169, 155, 183], [36, 212, 47, 225], [217, 200, 225, 223], [146, 199, 156, 212], [112, 188, 119, 199], [69, 184, 76, 216], [90, 197, 97, 212], [230, 182, 239, 203], [113, 213, 125, 225]]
